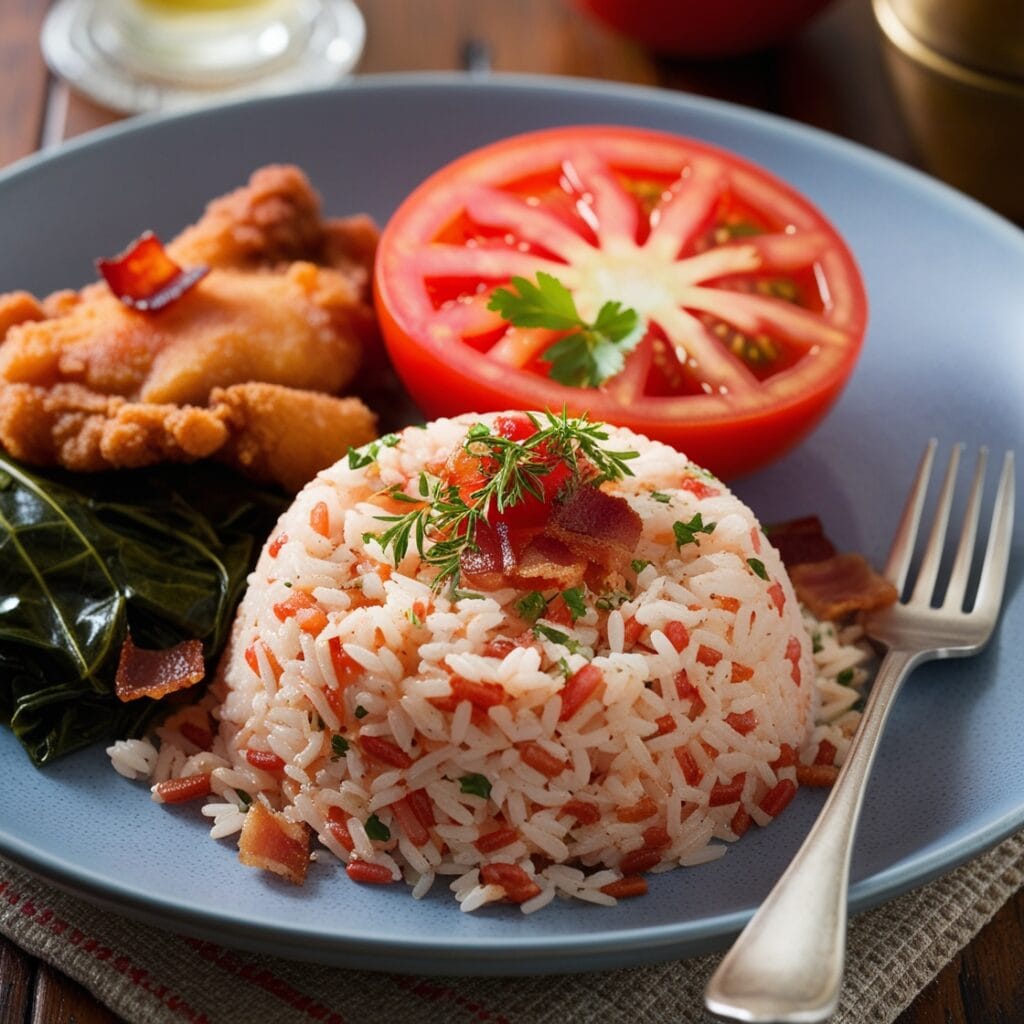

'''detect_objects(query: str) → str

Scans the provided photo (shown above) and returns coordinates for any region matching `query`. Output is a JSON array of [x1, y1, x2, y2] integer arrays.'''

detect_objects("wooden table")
[[1, 1, 1022, 1021]]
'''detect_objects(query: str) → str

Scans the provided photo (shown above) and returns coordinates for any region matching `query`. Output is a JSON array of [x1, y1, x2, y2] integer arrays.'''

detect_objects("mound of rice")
[[110, 413, 870, 911]]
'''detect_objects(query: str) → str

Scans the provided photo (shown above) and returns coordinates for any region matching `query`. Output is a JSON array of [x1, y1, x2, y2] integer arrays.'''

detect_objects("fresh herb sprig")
[[487, 272, 645, 388], [368, 410, 637, 594]]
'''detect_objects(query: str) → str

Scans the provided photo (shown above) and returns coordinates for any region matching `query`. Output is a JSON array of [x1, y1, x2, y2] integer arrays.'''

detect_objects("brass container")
[[874, 0, 1024, 222]]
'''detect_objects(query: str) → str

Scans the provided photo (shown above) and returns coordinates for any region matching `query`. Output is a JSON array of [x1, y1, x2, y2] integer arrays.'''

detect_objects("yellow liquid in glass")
[[137, 0, 273, 12]]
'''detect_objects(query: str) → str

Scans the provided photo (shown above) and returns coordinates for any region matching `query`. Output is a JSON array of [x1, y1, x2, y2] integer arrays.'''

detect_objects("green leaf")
[[561, 587, 587, 622], [0, 456, 285, 765], [673, 513, 716, 549], [631, 559, 652, 574], [459, 773, 492, 800], [747, 557, 769, 580], [331, 734, 350, 759], [515, 591, 548, 623], [365, 813, 391, 841]]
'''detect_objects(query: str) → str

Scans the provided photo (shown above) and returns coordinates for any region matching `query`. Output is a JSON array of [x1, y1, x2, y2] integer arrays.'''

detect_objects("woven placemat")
[[1, 830, 1022, 1024]]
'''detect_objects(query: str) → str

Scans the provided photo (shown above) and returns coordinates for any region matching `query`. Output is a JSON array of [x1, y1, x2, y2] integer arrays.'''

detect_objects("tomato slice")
[[374, 126, 867, 478]]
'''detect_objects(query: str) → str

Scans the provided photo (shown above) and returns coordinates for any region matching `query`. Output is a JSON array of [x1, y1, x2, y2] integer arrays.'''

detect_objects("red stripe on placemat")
[[0, 881, 210, 1024]]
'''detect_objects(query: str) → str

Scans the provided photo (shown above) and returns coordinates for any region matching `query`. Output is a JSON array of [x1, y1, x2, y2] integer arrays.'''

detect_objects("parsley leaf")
[[365, 813, 391, 841], [533, 623, 581, 653], [631, 558, 652, 574], [459, 773, 492, 799], [650, 491, 671, 503], [747, 557, 769, 580], [331, 734, 349, 759], [516, 591, 548, 623], [354, 705, 368, 719], [561, 587, 587, 622], [487, 272, 644, 388], [673, 513, 716, 548]]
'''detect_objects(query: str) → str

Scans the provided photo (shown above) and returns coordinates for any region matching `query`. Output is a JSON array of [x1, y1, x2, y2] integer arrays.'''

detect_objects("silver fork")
[[705, 440, 1016, 1023]]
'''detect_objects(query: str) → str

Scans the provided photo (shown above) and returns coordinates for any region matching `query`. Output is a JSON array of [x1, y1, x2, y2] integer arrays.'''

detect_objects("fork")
[[705, 440, 1016, 1023]]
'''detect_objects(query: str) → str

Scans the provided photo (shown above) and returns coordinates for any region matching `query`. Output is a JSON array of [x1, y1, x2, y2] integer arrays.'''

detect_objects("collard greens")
[[0, 455, 284, 765]]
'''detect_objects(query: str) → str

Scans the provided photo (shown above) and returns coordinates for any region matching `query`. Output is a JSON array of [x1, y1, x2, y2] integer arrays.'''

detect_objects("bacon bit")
[[600, 876, 648, 899], [654, 713, 677, 736], [520, 741, 567, 778], [785, 635, 803, 685], [797, 764, 840, 787], [696, 644, 722, 668], [346, 860, 397, 885], [675, 748, 704, 787], [474, 827, 519, 853], [730, 806, 752, 837], [558, 663, 603, 721], [309, 501, 331, 538], [561, 799, 601, 825], [115, 634, 205, 702], [272, 590, 328, 635], [179, 721, 213, 751], [726, 710, 758, 736], [97, 231, 208, 311], [617, 795, 657, 823], [238, 802, 310, 885], [391, 796, 431, 846], [790, 553, 899, 622], [815, 739, 838, 766], [664, 621, 690, 651], [642, 825, 671, 849], [709, 773, 746, 806], [759, 779, 798, 817], [327, 637, 363, 688], [480, 863, 542, 903], [623, 616, 645, 648], [325, 807, 355, 852], [406, 789, 436, 829], [244, 640, 282, 683], [771, 743, 798, 771], [152, 774, 211, 804], [268, 533, 288, 558], [619, 848, 661, 874], [767, 581, 787, 615], [766, 515, 838, 568], [449, 675, 507, 709], [731, 663, 754, 683], [461, 518, 518, 590], [360, 735, 413, 769], [514, 534, 586, 590], [545, 485, 642, 573], [246, 748, 285, 773], [680, 475, 720, 500]]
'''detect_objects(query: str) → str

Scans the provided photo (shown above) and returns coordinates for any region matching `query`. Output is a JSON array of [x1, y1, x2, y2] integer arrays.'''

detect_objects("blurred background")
[[2, 0, 1022, 223]]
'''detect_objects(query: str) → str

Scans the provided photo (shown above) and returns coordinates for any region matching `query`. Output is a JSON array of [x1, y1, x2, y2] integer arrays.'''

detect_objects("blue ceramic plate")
[[0, 74, 1021, 975]]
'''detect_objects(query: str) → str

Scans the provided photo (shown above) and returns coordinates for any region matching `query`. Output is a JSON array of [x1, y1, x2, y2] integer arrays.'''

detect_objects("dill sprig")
[[367, 410, 637, 594]]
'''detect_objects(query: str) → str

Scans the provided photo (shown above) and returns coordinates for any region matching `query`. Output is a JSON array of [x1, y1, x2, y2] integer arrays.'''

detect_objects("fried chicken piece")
[[0, 165, 380, 492]]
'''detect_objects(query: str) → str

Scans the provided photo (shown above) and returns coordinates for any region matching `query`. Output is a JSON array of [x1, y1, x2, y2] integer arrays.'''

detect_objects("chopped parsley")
[[347, 432, 400, 469], [487, 271, 644, 388], [532, 623, 580, 653], [366, 410, 637, 593], [459, 773, 492, 800], [561, 587, 587, 622], [631, 558, 652, 574], [837, 668, 855, 686], [365, 814, 391, 841], [236, 790, 252, 810], [595, 591, 629, 611], [354, 705, 368, 719], [331, 735, 350, 759], [405, 607, 422, 626], [515, 591, 548, 623], [747, 557, 769, 580], [673, 513, 716, 548], [650, 491, 671, 503]]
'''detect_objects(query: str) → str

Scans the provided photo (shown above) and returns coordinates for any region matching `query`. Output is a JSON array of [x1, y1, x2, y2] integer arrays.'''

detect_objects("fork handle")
[[705, 647, 920, 1022]]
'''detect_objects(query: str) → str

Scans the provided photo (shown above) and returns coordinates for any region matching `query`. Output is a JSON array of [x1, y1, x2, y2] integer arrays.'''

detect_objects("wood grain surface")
[[0, 1, 1021, 1022]]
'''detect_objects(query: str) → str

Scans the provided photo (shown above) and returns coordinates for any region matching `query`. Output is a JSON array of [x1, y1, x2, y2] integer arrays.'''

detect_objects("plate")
[[0, 73, 1021, 976]]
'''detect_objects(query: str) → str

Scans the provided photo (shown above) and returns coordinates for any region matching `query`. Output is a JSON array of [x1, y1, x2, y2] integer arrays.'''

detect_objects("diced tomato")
[[325, 807, 355, 852], [327, 637, 363, 687], [768, 581, 787, 615], [730, 806, 752, 837], [309, 501, 330, 538], [244, 641, 282, 683], [480, 862, 541, 903], [771, 743, 798, 771], [664, 621, 690, 651], [520, 741, 567, 778], [675, 748, 704, 787], [153, 774, 211, 804], [617, 795, 657, 823], [600, 876, 648, 899], [730, 662, 754, 683], [449, 675, 507, 709], [725, 709, 758, 735], [245, 749, 285, 772], [679, 475, 720, 499], [406, 788, 436, 829], [268, 533, 288, 558], [561, 799, 601, 825], [785, 635, 803, 685], [273, 590, 328, 635], [391, 796, 431, 846], [558, 663, 603, 721], [642, 825, 671, 849], [474, 827, 519, 853], [709, 773, 746, 806], [359, 735, 413, 769], [654, 713, 676, 736], [623, 616, 645, 648], [759, 778, 798, 817], [179, 721, 213, 751], [346, 860, 397, 885], [696, 644, 722, 667], [815, 739, 838, 766], [619, 848, 661, 874]]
